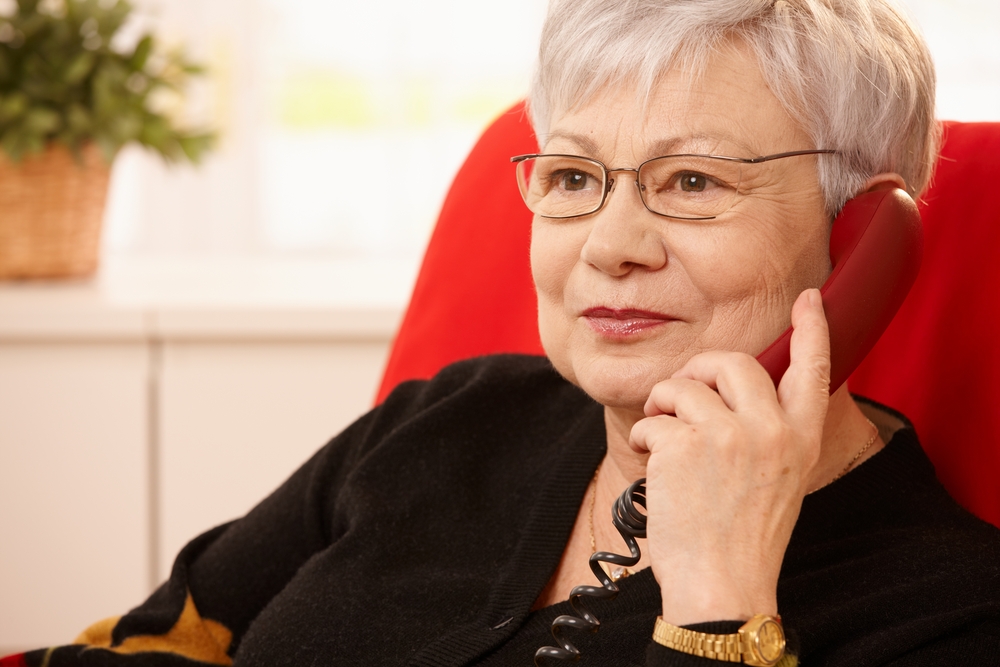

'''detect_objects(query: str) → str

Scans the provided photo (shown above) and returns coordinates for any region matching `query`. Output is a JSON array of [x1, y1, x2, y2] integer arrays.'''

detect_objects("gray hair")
[[528, 0, 938, 216]]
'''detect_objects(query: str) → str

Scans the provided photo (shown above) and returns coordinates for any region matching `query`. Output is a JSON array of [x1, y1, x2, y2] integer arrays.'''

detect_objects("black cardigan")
[[12, 355, 1000, 666]]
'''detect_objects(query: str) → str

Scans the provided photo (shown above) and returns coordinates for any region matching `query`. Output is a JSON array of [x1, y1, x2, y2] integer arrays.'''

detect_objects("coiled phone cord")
[[534, 478, 648, 665]]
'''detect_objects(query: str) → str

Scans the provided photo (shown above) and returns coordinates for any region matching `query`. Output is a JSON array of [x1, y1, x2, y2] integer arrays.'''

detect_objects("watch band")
[[652, 618, 742, 661], [652, 615, 786, 666]]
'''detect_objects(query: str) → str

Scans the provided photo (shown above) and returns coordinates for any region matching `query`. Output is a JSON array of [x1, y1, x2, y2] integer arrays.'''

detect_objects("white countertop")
[[0, 254, 420, 341]]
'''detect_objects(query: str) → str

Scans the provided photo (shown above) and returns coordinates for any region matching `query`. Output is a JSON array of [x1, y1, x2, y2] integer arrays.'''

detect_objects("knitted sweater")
[[5, 355, 1000, 667]]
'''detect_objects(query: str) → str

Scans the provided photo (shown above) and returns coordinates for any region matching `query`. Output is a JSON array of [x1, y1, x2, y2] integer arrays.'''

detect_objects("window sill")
[[0, 254, 419, 342]]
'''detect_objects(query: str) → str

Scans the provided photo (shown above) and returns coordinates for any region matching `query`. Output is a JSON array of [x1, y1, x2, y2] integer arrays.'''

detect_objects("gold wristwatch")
[[652, 614, 786, 666]]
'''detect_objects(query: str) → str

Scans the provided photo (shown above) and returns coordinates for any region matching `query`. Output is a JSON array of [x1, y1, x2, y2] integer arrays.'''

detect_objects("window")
[[101, 0, 999, 261]]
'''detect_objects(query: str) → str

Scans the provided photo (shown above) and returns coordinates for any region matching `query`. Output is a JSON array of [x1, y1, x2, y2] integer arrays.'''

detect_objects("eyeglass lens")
[[515, 155, 745, 220]]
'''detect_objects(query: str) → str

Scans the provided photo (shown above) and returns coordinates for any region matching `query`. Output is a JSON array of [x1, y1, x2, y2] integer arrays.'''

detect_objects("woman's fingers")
[[777, 288, 831, 429], [635, 287, 830, 466], [642, 376, 729, 419], [629, 413, 689, 455], [666, 350, 778, 413], [635, 288, 830, 483], [662, 288, 830, 422]]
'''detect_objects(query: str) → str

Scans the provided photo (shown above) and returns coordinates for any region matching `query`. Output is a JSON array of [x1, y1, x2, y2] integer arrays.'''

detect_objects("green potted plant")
[[0, 0, 213, 279]]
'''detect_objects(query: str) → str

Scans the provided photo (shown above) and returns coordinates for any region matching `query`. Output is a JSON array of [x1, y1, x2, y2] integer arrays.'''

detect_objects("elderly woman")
[[7, 0, 1000, 666]]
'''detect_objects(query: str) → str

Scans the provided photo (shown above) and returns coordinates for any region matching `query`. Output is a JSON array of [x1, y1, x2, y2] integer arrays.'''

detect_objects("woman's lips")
[[582, 307, 676, 337]]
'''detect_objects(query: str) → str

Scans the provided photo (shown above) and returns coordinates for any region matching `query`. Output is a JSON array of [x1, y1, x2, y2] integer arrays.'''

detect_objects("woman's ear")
[[862, 172, 907, 193]]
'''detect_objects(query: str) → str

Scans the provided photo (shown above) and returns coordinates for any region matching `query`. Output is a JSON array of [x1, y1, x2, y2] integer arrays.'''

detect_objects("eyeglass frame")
[[510, 149, 839, 221]]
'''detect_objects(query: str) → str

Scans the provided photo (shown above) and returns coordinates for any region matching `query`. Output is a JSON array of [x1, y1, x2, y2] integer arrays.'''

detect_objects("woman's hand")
[[629, 288, 831, 624]]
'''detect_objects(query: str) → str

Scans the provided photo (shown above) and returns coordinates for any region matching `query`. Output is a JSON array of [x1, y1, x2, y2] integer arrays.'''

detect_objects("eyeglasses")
[[510, 150, 837, 221]]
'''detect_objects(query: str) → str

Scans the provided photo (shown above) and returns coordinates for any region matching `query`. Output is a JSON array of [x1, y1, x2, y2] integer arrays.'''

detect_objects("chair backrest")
[[378, 101, 1000, 529]]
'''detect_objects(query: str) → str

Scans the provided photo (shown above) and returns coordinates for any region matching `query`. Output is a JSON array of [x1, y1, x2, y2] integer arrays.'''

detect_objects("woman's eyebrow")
[[544, 131, 760, 159], [543, 131, 600, 155], [645, 134, 758, 157], [644, 137, 688, 156]]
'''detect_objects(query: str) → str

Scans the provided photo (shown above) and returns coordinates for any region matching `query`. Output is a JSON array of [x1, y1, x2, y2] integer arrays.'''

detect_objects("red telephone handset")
[[756, 188, 923, 392]]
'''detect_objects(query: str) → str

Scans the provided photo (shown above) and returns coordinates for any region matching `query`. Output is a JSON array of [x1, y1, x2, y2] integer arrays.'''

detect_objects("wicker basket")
[[0, 143, 112, 279]]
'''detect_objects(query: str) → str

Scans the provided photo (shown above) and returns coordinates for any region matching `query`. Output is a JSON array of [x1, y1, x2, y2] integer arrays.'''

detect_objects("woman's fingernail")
[[809, 288, 822, 307]]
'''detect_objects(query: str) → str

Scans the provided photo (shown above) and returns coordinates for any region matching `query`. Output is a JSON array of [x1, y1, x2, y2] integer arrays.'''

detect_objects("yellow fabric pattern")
[[777, 653, 799, 667], [74, 616, 119, 645], [73, 592, 233, 665]]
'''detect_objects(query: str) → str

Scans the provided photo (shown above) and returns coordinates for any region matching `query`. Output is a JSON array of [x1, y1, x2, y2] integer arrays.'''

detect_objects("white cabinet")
[[0, 342, 150, 649], [157, 340, 388, 581], [0, 256, 413, 655]]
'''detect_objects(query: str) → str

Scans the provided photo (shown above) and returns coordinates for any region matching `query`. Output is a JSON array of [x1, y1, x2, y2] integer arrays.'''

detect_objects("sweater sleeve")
[[3, 392, 395, 667], [880, 618, 1000, 665]]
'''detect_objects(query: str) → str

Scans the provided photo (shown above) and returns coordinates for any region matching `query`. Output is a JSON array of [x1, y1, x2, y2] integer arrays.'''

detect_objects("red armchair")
[[378, 102, 1000, 529]]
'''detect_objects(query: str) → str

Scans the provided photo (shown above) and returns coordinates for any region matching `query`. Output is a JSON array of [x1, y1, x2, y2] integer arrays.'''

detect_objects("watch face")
[[756, 619, 785, 662]]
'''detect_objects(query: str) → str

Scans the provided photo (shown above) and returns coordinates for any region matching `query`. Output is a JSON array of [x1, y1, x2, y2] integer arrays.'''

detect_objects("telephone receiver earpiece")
[[756, 188, 923, 393]]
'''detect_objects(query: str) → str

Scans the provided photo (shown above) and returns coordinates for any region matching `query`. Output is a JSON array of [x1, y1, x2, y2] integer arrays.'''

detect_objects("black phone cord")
[[533, 478, 648, 665]]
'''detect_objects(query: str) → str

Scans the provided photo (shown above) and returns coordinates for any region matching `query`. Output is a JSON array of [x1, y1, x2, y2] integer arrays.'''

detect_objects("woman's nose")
[[579, 176, 668, 276]]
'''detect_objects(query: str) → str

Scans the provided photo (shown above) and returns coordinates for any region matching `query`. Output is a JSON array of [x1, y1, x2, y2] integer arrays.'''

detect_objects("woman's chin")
[[541, 320, 692, 409], [571, 354, 677, 411]]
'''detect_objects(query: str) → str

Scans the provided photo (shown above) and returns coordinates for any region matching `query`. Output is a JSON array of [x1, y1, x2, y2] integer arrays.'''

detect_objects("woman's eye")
[[557, 170, 591, 191], [677, 172, 709, 192]]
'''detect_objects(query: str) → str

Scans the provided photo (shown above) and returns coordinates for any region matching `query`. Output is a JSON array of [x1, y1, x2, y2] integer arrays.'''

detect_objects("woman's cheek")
[[676, 225, 762, 299], [687, 216, 828, 356], [673, 224, 792, 353], [531, 220, 581, 382]]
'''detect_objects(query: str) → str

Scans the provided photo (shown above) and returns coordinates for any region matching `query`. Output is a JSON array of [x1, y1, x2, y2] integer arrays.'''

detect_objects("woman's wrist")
[[656, 570, 779, 625]]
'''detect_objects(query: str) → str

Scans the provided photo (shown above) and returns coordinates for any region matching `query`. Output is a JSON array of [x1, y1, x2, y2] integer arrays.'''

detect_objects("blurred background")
[[0, 0, 997, 654], [102, 0, 546, 260], [101, 0, 999, 261]]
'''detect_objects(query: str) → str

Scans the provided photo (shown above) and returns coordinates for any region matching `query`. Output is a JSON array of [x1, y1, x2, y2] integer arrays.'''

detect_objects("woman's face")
[[532, 43, 832, 411]]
